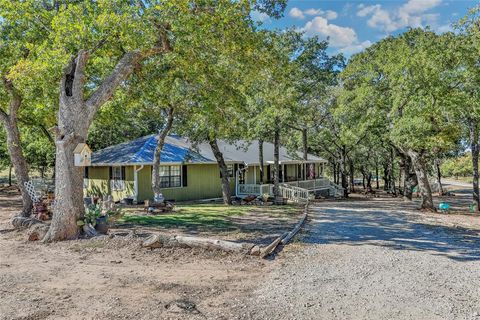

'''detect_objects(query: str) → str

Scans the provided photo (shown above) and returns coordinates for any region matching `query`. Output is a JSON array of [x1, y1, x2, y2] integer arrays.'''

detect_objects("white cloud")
[[289, 7, 305, 19], [301, 16, 358, 48], [436, 23, 452, 33], [340, 40, 373, 55], [289, 7, 338, 20], [356, 0, 443, 32], [251, 10, 270, 23]]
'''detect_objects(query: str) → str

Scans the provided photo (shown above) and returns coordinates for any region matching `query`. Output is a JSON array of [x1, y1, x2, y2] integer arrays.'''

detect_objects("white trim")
[[133, 165, 144, 203]]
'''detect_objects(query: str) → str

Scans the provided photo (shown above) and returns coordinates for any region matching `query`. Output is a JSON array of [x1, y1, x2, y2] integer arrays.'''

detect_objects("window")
[[110, 166, 125, 191], [159, 165, 182, 188]]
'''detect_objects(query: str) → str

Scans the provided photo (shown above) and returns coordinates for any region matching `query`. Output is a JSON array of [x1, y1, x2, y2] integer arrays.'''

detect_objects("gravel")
[[240, 199, 480, 320]]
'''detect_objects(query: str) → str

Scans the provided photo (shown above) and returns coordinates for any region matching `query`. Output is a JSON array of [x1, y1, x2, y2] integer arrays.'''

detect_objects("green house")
[[84, 134, 330, 203]]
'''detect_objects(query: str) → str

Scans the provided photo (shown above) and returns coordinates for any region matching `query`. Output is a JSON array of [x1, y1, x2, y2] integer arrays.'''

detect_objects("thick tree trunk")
[[0, 81, 33, 218], [45, 44, 169, 241], [258, 139, 264, 184], [152, 107, 174, 199], [209, 138, 232, 205], [470, 120, 480, 212], [273, 126, 280, 198], [407, 150, 435, 211], [375, 162, 379, 189], [434, 158, 444, 195]]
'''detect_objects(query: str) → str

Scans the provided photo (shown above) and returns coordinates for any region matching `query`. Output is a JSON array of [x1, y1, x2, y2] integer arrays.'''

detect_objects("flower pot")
[[95, 216, 109, 234]]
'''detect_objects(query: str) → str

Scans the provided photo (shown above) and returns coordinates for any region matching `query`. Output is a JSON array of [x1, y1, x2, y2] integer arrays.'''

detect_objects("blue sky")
[[253, 0, 477, 56]]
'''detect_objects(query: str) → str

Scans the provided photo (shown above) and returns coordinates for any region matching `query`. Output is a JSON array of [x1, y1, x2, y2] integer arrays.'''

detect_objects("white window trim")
[[111, 166, 125, 191]]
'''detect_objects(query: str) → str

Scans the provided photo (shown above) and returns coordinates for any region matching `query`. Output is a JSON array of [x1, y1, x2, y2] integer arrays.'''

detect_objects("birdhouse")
[[74, 143, 92, 167]]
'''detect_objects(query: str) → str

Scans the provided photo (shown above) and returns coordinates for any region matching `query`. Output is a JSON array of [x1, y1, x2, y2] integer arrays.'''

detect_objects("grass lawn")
[[115, 204, 302, 239]]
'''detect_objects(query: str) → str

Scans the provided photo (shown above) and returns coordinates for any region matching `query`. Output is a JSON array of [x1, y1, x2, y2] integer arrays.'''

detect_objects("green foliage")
[[441, 154, 472, 178]]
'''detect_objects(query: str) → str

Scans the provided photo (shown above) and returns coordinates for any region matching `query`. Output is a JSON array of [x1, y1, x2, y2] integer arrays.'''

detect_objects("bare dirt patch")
[[0, 191, 266, 320]]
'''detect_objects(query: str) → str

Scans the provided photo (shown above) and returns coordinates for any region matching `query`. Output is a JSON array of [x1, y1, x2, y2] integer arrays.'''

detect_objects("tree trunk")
[[258, 139, 264, 184], [273, 126, 280, 198], [383, 163, 389, 191], [152, 107, 174, 199], [434, 158, 444, 195], [389, 148, 396, 195], [366, 172, 372, 188], [332, 162, 337, 184], [209, 138, 232, 205], [375, 162, 379, 189], [44, 45, 169, 241], [0, 81, 33, 218], [340, 146, 348, 198], [302, 128, 308, 161], [8, 164, 12, 186], [470, 120, 480, 212], [349, 160, 355, 193], [407, 150, 435, 211]]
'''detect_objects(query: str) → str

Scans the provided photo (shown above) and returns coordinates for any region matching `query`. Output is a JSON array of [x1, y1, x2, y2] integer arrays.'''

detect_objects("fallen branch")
[[261, 232, 288, 258], [281, 204, 309, 245], [142, 233, 259, 255]]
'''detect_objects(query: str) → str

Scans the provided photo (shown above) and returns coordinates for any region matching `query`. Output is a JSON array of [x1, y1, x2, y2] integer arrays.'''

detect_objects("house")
[[83, 134, 333, 203]]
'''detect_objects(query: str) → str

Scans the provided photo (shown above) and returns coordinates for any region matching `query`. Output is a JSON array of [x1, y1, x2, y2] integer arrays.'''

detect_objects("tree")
[[339, 29, 460, 210]]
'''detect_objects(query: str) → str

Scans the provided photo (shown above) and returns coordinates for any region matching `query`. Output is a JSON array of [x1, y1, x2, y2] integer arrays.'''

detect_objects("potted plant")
[[77, 204, 109, 235]]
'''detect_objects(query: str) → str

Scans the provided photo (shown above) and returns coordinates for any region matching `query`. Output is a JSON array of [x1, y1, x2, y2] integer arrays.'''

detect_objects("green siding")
[[85, 166, 134, 202], [85, 164, 234, 202], [137, 164, 233, 202]]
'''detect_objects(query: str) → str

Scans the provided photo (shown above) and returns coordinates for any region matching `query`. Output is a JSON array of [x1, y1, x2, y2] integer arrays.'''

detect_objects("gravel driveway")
[[241, 198, 480, 320]]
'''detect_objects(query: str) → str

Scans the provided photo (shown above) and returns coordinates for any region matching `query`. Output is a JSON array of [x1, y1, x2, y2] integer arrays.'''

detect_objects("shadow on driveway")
[[302, 203, 480, 262]]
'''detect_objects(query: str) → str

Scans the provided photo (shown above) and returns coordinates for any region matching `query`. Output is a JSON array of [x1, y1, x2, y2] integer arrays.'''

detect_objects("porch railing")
[[237, 177, 344, 199], [278, 184, 309, 203], [238, 184, 271, 196]]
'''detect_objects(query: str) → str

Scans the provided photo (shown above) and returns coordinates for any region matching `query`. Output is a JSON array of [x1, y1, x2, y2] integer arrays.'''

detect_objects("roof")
[[74, 143, 91, 154], [90, 134, 327, 166]]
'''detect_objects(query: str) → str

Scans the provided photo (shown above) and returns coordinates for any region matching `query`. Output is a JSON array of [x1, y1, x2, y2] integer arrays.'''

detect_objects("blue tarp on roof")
[[91, 135, 212, 165]]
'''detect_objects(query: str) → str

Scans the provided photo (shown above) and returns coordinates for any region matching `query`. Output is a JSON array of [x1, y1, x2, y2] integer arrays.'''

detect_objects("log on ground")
[[261, 232, 289, 259], [142, 233, 256, 255]]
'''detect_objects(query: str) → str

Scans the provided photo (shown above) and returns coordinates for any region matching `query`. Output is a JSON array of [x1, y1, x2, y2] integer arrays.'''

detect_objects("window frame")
[[158, 165, 183, 189], [111, 166, 125, 191]]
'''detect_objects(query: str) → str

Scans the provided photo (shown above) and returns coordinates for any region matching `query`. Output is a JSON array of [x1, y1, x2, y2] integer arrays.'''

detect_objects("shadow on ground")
[[303, 195, 480, 262]]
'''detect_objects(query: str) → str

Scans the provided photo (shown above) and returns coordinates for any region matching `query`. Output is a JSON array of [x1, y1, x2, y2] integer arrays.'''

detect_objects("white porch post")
[[133, 165, 144, 204], [254, 165, 257, 184], [282, 164, 285, 183]]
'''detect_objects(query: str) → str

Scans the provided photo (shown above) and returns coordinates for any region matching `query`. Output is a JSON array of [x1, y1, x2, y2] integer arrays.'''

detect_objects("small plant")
[[77, 204, 104, 227]]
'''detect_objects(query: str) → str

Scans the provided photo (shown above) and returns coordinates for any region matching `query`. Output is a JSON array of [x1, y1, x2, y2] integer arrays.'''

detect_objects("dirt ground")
[[2, 181, 480, 319], [0, 188, 268, 320]]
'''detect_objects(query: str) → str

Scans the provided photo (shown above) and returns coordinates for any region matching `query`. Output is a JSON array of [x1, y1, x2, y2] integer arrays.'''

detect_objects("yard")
[[113, 203, 302, 244], [2, 181, 480, 319], [0, 187, 302, 320]]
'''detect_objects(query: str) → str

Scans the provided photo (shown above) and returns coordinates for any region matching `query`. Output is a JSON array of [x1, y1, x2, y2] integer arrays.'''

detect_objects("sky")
[[253, 0, 478, 57]]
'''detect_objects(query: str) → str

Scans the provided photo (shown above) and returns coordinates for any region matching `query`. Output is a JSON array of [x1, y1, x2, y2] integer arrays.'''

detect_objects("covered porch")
[[235, 161, 342, 199]]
